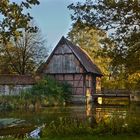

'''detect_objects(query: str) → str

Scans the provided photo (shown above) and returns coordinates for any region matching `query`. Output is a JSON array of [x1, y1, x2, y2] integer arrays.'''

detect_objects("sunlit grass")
[[44, 135, 140, 140], [1, 135, 140, 140]]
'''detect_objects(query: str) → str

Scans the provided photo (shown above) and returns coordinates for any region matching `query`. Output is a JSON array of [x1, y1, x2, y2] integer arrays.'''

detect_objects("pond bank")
[[40, 135, 140, 140], [0, 104, 140, 138], [1, 134, 140, 140]]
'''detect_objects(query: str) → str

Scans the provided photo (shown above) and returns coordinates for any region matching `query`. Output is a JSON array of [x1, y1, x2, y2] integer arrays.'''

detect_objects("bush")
[[30, 76, 72, 105], [0, 76, 72, 110]]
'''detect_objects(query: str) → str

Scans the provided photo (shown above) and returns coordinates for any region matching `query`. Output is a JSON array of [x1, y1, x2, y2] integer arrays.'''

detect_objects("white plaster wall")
[[0, 85, 32, 95]]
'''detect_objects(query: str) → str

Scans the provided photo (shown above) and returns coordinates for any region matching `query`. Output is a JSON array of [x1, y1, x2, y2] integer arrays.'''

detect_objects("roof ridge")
[[63, 37, 88, 72], [37, 36, 102, 76]]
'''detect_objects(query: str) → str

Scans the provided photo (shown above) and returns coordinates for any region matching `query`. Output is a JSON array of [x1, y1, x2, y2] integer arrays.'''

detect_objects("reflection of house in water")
[[94, 107, 127, 123], [86, 104, 93, 117], [86, 104, 97, 128], [94, 108, 110, 123], [73, 104, 129, 128], [85, 104, 128, 125], [69, 105, 128, 126]]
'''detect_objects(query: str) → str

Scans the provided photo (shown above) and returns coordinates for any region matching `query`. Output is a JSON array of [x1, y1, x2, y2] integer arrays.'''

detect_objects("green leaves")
[[67, 19, 112, 78], [0, 0, 40, 43], [31, 76, 72, 103], [68, 0, 140, 89]]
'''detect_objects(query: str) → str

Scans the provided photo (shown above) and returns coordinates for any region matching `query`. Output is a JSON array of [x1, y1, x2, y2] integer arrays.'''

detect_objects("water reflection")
[[0, 104, 140, 136], [86, 103, 93, 117], [86, 103, 97, 128]]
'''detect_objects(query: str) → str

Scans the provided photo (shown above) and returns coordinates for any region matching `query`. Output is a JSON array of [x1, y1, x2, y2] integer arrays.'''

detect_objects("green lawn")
[[42, 135, 140, 140]]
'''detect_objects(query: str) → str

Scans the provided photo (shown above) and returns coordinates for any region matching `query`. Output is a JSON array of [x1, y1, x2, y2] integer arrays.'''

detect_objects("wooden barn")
[[38, 36, 103, 103]]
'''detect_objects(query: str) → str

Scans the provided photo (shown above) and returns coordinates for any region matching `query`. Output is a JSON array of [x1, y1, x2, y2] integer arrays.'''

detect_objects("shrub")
[[0, 76, 72, 110], [42, 117, 93, 137], [30, 76, 72, 105]]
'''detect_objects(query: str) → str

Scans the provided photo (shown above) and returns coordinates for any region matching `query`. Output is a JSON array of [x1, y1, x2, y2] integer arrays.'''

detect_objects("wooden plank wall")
[[48, 74, 84, 95], [85, 75, 96, 96], [48, 74, 96, 96], [43, 44, 97, 96], [44, 44, 84, 74]]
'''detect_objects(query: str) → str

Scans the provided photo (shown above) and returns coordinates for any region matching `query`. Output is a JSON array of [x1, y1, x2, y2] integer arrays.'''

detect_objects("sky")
[[27, 0, 84, 50]]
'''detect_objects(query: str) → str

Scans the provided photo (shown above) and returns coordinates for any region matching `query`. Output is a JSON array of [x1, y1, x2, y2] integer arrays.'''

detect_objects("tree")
[[0, 28, 47, 75], [68, 0, 140, 89], [0, 0, 47, 75], [68, 0, 140, 71], [0, 0, 40, 44], [67, 19, 111, 77]]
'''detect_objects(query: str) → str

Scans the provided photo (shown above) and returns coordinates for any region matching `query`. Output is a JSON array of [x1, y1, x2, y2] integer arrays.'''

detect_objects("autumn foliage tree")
[[67, 19, 112, 82], [68, 0, 140, 89]]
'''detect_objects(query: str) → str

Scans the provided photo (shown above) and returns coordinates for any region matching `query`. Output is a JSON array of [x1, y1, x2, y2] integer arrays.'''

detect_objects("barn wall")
[[43, 44, 85, 74], [46, 74, 97, 104], [47, 74, 84, 95], [41, 42, 100, 104], [0, 85, 32, 95], [84, 74, 96, 95]]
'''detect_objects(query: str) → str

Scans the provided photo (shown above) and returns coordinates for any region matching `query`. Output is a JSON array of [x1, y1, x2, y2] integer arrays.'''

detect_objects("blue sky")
[[27, 0, 84, 50], [1, 0, 85, 51]]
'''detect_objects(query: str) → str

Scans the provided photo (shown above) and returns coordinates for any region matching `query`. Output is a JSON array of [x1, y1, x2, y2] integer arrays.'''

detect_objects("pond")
[[0, 103, 140, 137]]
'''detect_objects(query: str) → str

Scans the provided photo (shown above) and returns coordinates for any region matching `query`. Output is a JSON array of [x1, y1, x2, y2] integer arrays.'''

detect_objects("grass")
[[44, 135, 140, 140], [1, 135, 140, 140], [1, 113, 140, 140]]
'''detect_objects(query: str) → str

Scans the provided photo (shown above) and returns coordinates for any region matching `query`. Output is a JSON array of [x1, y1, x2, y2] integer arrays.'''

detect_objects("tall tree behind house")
[[68, 0, 140, 89], [67, 19, 113, 88]]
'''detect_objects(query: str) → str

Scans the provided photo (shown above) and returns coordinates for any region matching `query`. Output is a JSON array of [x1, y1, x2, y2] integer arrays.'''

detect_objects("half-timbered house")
[[38, 36, 103, 103]]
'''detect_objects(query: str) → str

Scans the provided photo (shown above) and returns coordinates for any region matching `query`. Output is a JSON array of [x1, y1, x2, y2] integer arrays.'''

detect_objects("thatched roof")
[[38, 36, 103, 76]]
